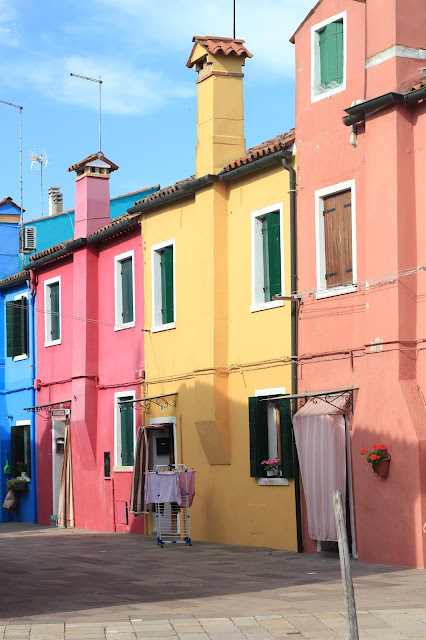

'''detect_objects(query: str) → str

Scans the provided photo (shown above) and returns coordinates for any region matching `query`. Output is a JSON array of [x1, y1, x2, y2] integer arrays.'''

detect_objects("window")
[[6, 293, 28, 360], [315, 180, 357, 298], [114, 392, 136, 469], [248, 389, 293, 479], [44, 276, 61, 346], [10, 422, 31, 479], [251, 204, 284, 312], [311, 12, 346, 102], [151, 239, 175, 332], [114, 250, 135, 330]]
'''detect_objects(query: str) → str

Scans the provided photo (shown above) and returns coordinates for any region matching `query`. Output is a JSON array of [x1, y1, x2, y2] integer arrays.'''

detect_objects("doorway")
[[52, 419, 65, 517], [148, 417, 177, 534]]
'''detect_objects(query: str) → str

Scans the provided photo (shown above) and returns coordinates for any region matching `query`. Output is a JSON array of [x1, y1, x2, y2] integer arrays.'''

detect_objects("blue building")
[[0, 200, 37, 523], [21, 185, 159, 265]]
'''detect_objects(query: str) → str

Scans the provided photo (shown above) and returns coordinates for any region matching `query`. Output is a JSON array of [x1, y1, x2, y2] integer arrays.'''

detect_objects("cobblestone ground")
[[0, 524, 425, 639]]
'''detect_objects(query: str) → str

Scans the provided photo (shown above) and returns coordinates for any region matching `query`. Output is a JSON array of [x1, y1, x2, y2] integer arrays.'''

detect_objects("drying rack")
[[149, 464, 192, 548]]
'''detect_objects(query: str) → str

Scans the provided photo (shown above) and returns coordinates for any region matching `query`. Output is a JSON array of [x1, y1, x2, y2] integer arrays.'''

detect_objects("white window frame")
[[151, 239, 176, 333], [315, 179, 357, 299], [113, 390, 136, 471], [311, 11, 347, 103], [114, 249, 136, 331], [149, 416, 178, 466], [13, 292, 29, 361], [255, 387, 289, 486], [44, 275, 61, 347], [251, 202, 285, 313]]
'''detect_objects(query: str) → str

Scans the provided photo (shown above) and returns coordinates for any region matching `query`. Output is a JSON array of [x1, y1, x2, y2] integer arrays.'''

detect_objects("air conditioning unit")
[[19, 226, 37, 253]]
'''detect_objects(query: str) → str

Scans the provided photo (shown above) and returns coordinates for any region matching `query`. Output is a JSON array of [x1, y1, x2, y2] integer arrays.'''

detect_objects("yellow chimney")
[[187, 36, 253, 177]]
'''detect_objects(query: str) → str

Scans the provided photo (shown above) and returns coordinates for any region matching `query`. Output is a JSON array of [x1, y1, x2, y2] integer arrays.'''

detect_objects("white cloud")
[[0, 0, 19, 46]]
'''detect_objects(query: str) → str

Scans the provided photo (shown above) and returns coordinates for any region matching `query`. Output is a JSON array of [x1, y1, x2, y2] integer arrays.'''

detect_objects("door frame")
[[149, 416, 177, 466]]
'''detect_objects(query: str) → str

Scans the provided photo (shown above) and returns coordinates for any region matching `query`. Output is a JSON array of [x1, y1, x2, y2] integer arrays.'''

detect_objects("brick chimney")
[[67, 152, 118, 239], [187, 36, 252, 177]]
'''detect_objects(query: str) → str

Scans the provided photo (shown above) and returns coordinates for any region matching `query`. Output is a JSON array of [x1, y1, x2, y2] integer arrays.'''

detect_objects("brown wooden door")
[[323, 190, 352, 289]]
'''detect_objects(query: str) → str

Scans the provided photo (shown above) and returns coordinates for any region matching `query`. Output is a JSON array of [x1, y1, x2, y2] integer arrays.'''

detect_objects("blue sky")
[[0, 0, 313, 223]]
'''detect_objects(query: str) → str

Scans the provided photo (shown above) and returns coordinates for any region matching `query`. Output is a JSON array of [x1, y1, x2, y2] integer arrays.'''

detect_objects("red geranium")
[[360, 444, 389, 466]]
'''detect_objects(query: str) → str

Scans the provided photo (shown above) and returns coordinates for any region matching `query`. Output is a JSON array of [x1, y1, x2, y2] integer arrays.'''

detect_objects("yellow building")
[[129, 36, 298, 551]]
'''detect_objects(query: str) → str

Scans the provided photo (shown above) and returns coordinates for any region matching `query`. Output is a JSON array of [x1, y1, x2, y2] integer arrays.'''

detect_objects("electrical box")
[[156, 437, 170, 456], [56, 437, 65, 454], [104, 452, 111, 478]]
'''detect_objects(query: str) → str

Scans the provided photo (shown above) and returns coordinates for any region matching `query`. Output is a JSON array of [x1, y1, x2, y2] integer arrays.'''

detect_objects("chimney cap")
[[186, 36, 253, 68], [67, 151, 119, 173]]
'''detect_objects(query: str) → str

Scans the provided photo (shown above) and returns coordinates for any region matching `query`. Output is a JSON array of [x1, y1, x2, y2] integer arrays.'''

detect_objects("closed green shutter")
[[120, 399, 134, 466], [49, 282, 60, 341], [120, 257, 134, 323], [6, 299, 27, 358], [262, 212, 281, 302], [10, 426, 25, 477], [248, 396, 269, 478], [161, 246, 174, 324], [319, 20, 343, 86], [279, 399, 294, 478]]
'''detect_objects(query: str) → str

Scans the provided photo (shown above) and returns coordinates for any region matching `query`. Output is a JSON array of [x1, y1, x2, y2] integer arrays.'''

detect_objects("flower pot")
[[373, 456, 391, 477], [266, 470, 278, 477]]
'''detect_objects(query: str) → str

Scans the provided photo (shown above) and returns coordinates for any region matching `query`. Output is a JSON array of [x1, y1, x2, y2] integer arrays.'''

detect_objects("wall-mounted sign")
[[51, 408, 70, 418]]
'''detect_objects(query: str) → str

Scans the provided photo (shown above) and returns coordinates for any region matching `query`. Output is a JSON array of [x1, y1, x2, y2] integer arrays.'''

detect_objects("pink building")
[[30, 153, 145, 533], [291, 0, 426, 568]]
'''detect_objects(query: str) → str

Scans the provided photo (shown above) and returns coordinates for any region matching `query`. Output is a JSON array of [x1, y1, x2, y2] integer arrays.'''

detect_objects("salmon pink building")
[[291, 0, 426, 567], [29, 153, 145, 533]]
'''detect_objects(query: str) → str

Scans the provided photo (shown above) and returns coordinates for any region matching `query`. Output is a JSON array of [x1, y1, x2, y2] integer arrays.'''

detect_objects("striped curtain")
[[293, 395, 349, 541], [130, 425, 167, 516], [57, 423, 74, 528]]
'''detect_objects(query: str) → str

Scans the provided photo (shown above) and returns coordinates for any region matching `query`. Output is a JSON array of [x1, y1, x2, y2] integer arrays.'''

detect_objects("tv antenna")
[[0, 99, 24, 225], [70, 73, 103, 152], [233, 0, 236, 39], [29, 149, 48, 217]]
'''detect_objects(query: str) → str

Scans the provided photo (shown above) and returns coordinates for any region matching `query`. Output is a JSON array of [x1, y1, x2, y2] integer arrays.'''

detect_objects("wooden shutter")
[[279, 399, 294, 478], [120, 257, 134, 323], [323, 190, 352, 289], [120, 399, 134, 466], [161, 246, 174, 324], [319, 20, 343, 86], [248, 396, 269, 478], [49, 282, 60, 340], [21, 298, 28, 356], [10, 426, 24, 477], [262, 212, 281, 302], [6, 299, 26, 358]]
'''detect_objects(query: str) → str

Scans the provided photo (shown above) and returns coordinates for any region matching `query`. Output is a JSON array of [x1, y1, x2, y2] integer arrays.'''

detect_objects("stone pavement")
[[0, 524, 425, 640]]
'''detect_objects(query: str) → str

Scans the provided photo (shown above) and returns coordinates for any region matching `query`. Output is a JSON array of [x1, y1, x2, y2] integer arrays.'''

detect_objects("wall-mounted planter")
[[373, 456, 391, 477]]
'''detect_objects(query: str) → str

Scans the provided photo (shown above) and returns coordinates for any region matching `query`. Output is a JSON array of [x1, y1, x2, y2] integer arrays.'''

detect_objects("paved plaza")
[[0, 523, 425, 639]]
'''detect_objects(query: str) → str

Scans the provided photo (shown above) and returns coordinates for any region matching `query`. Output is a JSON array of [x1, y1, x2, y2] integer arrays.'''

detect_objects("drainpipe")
[[28, 281, 37, 523], [281, 156, 303, 554]]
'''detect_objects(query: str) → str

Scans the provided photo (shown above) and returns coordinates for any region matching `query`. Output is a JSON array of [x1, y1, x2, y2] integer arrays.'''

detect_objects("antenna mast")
[[0, 99, 24, 225], [29, 149, 48, 217], [70, 73, 103, 152], [233, 0, 236, 39]]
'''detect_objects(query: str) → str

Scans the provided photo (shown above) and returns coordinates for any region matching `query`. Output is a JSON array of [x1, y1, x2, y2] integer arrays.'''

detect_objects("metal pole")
[[19, 107, 23, 225], [99, 76, 102, 152], [333, 489, 359, 640], [40, 159, 43, 217], [233, 0, 236, 39]]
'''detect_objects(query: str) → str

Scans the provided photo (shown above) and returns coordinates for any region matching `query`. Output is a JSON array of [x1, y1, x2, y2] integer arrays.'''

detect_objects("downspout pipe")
[[282, 156, 303, 554]]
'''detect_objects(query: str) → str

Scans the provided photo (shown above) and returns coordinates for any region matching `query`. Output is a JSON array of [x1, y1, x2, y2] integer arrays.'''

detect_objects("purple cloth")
[[145, 471, 181, 506]]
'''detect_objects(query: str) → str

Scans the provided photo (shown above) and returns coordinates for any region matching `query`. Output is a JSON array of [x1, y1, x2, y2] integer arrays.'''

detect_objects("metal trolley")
[[150, 464, 192, 548]]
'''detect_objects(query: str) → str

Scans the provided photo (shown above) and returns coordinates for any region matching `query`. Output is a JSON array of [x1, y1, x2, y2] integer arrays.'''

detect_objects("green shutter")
[[262, 212, 281, 302], [248, 396, 269, 478], [279, 399, 294, 478], [120, 399, 134, 467], [161, 246, 174, 324], [49, 282, 60, 341], [10, 426, 25, 477], [120, 257, 134, 323], [319, 20, 343, 86], [6, 299, 27, 358]]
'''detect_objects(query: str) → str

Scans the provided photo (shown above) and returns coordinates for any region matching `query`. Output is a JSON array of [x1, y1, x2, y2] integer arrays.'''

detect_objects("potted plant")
[[17, 461, 29, 480], [6, 477, 29, 492], [261, 457, 282, 477], [360, 444, 391, 477]]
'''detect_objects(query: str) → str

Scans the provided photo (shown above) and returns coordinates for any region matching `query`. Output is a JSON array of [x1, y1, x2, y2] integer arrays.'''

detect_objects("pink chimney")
[[67, 152, 119, 239]]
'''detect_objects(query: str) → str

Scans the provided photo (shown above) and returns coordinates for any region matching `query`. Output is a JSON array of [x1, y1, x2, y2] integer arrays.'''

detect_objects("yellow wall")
[[140, 159, 297, 551]]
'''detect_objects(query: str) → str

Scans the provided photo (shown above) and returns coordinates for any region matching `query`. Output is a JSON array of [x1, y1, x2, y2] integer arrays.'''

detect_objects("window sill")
[[114, 321, 136, 332], [13, 354, 29, 362], [250, 300, 284, 313], [113, 466, 133, 473], [44, 339, 61, 348], [258, 478, 289, 486], [151, 322, 176, 333], [311, 82, 345, 103], [316, 284, 357, 299]]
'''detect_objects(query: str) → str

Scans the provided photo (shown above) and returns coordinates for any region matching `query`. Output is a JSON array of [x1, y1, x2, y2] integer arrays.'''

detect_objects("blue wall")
[[0, 210, 20, 280], [22, 186, 159, 265]]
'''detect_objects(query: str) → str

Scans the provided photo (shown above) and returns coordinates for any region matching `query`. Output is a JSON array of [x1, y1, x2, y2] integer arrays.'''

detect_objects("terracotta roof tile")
[[68, 152, 119, 173], [187, 36, 252, 68], [0, 270, 28, 288], [134, 176, 195, 206], [29, 240, 74, 262], [221, 128, 295, 173]]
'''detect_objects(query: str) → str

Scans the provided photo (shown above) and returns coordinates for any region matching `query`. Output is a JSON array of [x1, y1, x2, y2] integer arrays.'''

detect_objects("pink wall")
[[36, 226, 145, 534], [294, 0, 426, 567]]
